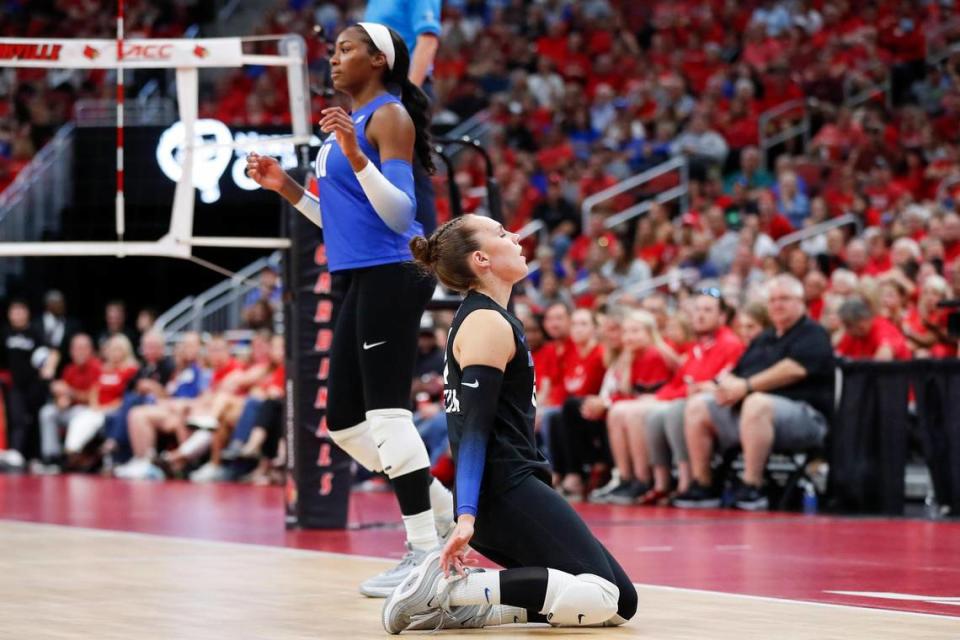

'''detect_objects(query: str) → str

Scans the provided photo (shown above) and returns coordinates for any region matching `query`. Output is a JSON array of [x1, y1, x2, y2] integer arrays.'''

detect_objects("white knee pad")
[[367, 408, 430, 479], [328, 420, 383, 473], [64, 409, 106, 454], [540, 569, 620, 627]]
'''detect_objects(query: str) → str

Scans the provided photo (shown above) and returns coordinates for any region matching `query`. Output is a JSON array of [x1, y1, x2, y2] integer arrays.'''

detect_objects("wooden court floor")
[[3, 520, 958, 640]]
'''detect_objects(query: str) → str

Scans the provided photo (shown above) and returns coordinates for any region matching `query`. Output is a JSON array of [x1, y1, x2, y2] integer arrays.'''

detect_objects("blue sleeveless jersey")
[[315, 92, 423, 272]]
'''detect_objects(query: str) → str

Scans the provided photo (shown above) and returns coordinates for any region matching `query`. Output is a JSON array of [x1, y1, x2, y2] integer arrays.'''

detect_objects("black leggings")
[[325, 262, 436, 432], [471, 474, 638, 622], [550, 397, 611, 476]]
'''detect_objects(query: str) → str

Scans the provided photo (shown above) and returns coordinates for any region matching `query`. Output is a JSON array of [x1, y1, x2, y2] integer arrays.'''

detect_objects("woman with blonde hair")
[[589, 309, 672, 503], [903, 274, 957, 357], [735, 301, 771, 345], [64, 334, 139, 468]]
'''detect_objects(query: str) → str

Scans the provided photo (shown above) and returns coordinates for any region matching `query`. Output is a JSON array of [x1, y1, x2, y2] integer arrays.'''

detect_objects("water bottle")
[[800, 478, 818, 514]]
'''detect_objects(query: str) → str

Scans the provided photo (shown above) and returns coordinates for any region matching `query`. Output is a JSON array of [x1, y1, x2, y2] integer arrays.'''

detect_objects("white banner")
[[0, 37, 243, 68]]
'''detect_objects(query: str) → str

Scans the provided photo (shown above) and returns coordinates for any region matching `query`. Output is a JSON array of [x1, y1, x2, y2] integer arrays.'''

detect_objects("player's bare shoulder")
[[454, 309, 516, 368]]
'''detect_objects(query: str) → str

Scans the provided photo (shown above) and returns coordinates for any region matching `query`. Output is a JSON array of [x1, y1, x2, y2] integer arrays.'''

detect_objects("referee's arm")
[[408, 0, 441, 87], [409, 33, 438, 87]]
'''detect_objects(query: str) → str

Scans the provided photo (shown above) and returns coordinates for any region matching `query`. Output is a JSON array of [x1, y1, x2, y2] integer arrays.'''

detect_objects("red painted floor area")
[[2, 474, 958, 618]]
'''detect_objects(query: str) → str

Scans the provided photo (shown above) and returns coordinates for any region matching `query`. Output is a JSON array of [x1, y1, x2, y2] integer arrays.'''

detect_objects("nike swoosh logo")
[[578, 614, 585, 624], [426, 597, 435, 608], [363, 340, 387, 350], [462, 380, 479, 388], [375, 441, 385, 449], [484, 587, 491, 603]]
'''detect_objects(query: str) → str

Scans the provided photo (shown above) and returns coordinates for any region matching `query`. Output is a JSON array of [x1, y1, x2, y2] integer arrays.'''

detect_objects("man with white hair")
[[830, 268, 859, 297], [675, 274, 835, 510]]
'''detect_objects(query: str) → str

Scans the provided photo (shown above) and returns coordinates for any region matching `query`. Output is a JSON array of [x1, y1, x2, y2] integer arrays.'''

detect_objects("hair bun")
[[409, 235, 434, 267]]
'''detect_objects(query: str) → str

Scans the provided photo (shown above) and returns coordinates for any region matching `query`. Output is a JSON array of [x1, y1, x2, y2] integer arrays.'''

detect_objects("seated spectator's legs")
[[739, 393, 776, 486], [742, 394, 828, 486], [683, 393, 719, 487], [548, 400, 576, 488], [242, 398, 285, 485], [230, 397, 264, 448], [623, 399, 657, 486], [599, 398, 660, 503], [606, 401, 635, 482], [257, 399, 284, 460], [102, 392, 150, 462], [127, 402, 190, 459], [661, 399, 693, 493], [38, 403, 78, 463], [552, 397, 608, 496], [642, 400, 685, 494], [537, 406, 562, 464], [64, 408, 106, 455]]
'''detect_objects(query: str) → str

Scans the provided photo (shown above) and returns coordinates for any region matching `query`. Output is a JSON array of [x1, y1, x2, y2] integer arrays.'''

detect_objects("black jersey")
[[0, 324, 43, 386], [443, 291, 550, 496]]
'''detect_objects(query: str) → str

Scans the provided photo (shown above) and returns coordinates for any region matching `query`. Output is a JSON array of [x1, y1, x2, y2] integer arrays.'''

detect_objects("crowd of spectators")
[[0, 0, 208, 191], [3, 0, 960, 508], [0, 270, 288, 486]]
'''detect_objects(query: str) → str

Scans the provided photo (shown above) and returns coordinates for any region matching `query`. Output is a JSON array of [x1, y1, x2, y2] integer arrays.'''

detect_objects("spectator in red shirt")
[[757, 190, 795, 241], [37, 333, 101, 467], [804, 270, 829, 321], [863, 228, 894, 276], [63, 334, 138, 468], [836, 296, 912, 360], [597, 292, 744, 505], [568, 212, 618, 270], [579, 310, 671, 503], [940, 213, 960, 268], [878, 278, 911, 326], [810, 107, 865, 162], [843, 238, 870, 276], [550, 309, 608, 498], [902, 274, 958, 358], [534, 302, 572, 456]]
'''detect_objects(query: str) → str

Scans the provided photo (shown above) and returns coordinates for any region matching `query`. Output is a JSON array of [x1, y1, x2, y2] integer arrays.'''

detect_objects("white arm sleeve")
[[354, 160, 415, 234], [293, 190, 322, 228]]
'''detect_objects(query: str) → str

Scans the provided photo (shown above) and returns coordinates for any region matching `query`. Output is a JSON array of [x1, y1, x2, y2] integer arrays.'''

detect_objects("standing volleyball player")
[[245, 22, 453, 597], [380, 216, 637, 633]]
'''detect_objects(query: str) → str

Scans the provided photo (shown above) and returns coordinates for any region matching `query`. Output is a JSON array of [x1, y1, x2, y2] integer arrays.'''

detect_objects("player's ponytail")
[[410, 216, 479, 292], [387, 31, 435, 174]]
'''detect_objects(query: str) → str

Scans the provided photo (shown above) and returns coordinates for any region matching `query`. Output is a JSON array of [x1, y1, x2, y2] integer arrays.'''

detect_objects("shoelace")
[[427, 568, 489, 634]]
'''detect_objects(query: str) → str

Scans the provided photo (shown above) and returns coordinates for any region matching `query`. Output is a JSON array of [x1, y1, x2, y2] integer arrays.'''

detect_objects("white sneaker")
[[30, 459, 62, 475], [114, 458, 164, 481], [360, 543, 429, 598], [588, 470, 622, 503], [0, 449, 25, 470], [406, 569, 524, 630], [189, 462, 228, 483], [381, 549, 444, 634], [406, 603, 528, 630]]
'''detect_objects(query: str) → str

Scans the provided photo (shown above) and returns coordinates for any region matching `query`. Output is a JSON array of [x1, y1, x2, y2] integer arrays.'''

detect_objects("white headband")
[[357, 22, 396, 71]]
